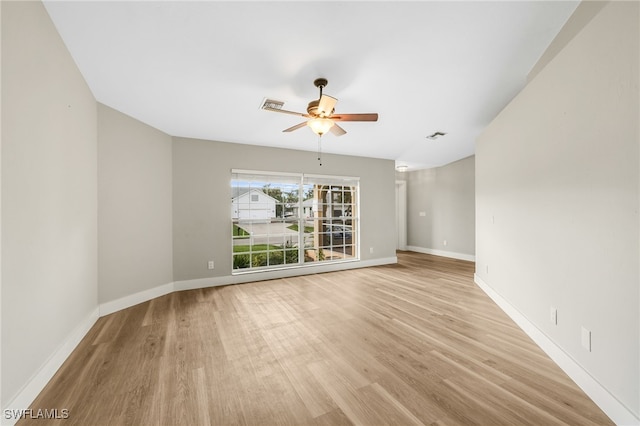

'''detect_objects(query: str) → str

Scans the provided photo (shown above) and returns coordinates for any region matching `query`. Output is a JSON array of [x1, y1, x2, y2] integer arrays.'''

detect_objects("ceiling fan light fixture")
[[307, 118, 334, 136], [263, 78, 378, 138]]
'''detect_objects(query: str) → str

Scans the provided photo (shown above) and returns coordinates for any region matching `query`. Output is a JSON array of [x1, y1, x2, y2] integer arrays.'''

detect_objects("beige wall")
[[402, 156, 475, 257], [476, 1, 639, 417], [173, 137, 397, 281], [98, 104, 173, 304], [1, 1, 98, 407]]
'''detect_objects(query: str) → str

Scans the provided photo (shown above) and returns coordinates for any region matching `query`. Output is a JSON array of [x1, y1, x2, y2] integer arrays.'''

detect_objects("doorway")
[[395, 180, 407, 250]]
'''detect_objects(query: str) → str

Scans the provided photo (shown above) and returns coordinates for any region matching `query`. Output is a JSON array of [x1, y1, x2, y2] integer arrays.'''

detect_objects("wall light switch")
[[550, 307, 557, 325], [419, 211, 426, 217]]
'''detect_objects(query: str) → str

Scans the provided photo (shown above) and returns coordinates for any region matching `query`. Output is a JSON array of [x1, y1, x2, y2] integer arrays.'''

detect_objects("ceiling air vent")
[[426, 131, 447, 140], [261, 98, 284, 110]]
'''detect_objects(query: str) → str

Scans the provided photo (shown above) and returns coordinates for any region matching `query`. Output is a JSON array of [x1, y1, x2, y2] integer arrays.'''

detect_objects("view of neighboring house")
[[286, 198, 315, 218], [302, 198, 315, 218], [231, 189, 277, 221]]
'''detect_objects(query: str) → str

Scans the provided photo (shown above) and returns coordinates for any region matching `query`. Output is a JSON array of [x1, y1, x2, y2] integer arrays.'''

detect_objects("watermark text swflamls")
[[4, 408, 70, 420]]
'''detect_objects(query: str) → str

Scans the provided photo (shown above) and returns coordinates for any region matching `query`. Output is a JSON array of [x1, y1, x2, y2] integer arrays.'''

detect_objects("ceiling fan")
[[262, 78, 378, 137]]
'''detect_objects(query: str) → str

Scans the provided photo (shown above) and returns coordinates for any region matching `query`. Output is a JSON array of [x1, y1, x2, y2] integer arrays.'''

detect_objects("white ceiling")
[[43, 1, 578, 171]]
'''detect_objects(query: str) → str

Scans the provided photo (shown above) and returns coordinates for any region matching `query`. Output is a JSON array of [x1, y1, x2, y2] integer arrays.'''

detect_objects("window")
[[231, 170, 359, 273]]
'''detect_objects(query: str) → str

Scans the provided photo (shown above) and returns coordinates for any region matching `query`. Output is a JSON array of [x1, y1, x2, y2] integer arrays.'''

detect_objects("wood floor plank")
[[19, 252, 614, 425], [311, 407, 354, 426]]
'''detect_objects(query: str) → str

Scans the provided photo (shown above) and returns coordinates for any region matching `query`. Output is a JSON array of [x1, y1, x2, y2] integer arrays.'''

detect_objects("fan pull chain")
[[317, 135, 322, 166]]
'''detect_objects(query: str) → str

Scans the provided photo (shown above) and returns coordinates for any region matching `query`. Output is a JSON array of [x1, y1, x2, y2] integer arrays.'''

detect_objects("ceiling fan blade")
[[318, 94, 338, 117], [263, 106, 310, 118], [330, 123, 347, 136], [332, 113, 378, 122], [283, 122, 308, 132]]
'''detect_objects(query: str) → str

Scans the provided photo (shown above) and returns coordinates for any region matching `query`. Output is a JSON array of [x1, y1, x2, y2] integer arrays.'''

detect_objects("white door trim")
[[395, 180, 407, 250]]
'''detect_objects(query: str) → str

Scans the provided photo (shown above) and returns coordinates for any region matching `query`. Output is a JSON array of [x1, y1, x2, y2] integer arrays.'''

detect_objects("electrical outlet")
[[550, 307, 557, 325], [208, 260, 215, 270], [443, 240, 447, 246], [369, 247, 374, 254], [581, 327, 591, 352]]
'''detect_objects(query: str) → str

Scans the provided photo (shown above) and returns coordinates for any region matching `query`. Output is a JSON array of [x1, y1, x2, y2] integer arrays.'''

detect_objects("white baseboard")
[[175, 257, 398, 291], [99, 282, 174, 317], [474, 274, 639, 426], [2, 307, 99, 426], [406, 245, 475, 262], [98, 258, 397, 311]]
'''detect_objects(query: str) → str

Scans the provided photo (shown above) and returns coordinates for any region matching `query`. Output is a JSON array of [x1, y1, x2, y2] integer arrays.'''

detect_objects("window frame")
[[231, 169, 360, 274]]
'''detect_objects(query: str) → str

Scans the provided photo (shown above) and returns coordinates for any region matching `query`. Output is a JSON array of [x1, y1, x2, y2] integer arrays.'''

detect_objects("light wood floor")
[[23, 252, 613, 425]]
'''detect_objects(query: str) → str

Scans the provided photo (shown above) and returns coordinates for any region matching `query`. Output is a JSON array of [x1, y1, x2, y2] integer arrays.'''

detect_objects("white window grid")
[[231, 170, 359, 273]]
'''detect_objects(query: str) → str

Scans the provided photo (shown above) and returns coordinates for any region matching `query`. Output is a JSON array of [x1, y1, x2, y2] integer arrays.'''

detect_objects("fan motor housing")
[[307, 100, 320, 116], [307, 100, 335, 117]]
